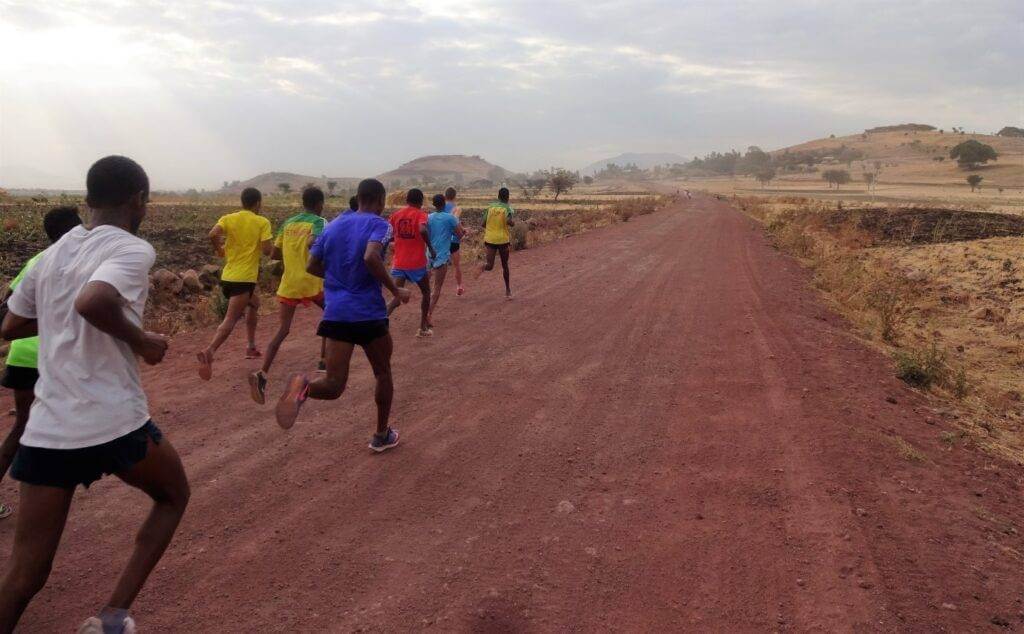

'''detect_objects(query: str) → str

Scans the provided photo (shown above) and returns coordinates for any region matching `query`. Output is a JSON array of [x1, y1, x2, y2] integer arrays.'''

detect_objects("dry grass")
[[743, 196, 1024, 462], [881, 433, 928, 463]]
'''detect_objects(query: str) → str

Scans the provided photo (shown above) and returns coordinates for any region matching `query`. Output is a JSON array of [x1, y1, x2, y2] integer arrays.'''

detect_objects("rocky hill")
[[375, 155, 509, 186]]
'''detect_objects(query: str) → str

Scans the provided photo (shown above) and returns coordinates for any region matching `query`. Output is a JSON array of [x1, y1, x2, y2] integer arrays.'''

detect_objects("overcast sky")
[[1, 0, 1021, 189]]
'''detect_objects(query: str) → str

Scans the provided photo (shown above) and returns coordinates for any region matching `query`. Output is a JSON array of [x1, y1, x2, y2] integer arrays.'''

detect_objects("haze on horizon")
[[0, 0, 1021, 190]]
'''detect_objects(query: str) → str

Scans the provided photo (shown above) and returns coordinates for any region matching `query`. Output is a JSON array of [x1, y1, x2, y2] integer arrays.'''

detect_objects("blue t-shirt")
[[427, 210, 460, 267], [444, 201, 461, 243], [310, 212, 390, 322]]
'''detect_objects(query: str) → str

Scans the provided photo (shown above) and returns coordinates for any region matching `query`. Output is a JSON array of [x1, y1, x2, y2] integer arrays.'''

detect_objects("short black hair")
[[406, 188, 424, 206], [43, 206, 83, 243], [498, 187, 510, 202], [85, 155, 149, 209], [357, 178, 386, 207], [349, 195, 358, 211], [302, 186, 324, 210], [444, 187, 457, 200], [432, 193, 446, 210], [240, 187, 262, 209]]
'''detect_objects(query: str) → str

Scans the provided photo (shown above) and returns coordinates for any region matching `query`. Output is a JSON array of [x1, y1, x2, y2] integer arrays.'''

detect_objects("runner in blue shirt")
[[427, 193, 465, 327], [275, 178, 410, 453]]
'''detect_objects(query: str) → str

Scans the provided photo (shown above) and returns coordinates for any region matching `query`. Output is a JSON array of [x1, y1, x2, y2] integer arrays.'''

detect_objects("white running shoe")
[[78, 615, 137, 633]]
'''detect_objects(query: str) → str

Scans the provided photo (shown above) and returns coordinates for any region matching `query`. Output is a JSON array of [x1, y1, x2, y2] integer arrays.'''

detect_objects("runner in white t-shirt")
[[0, 156, 190, 634]]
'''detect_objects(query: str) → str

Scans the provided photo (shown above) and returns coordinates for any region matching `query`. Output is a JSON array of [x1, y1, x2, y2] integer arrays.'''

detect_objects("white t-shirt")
[[7, 224, 156, 449]]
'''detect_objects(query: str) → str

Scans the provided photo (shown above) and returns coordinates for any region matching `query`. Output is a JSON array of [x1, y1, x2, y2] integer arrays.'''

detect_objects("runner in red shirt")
[[386, 189, 435, 336]]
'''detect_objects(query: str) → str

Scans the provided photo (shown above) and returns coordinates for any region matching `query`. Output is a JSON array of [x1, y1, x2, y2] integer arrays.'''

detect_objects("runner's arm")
[[209, 224, 226, 257], [75, 282, 167, 365], [2, 257, 40, 339], [420, 223, 436, 260], [261, 239, 274, 256], [0, 311, 36, 340], [306, 254, 325, 278], [364, 241, 402, 296]]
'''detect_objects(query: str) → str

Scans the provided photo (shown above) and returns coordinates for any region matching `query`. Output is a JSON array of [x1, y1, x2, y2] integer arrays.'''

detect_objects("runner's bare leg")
[[361, 334, 394, 436], [307, 339, 356, 400], [0, 484, 75, 631], [107, 436, 190, 609], [260, 302, 297, 375], [0, 389, 32, 480]]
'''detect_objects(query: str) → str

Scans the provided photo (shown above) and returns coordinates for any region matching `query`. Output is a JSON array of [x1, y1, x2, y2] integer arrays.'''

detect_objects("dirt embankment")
[[823, 207, 1024, 246]]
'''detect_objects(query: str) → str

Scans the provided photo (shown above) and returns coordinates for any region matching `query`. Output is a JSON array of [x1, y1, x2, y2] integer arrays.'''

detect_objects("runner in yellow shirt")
[[248, 187, 327, 404], [197, 187, 273, 380], [477, 187, 515, 299]]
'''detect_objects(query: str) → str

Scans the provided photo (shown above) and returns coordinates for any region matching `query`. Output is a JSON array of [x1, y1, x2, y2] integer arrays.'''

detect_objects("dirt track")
[[2, 196, 1023, 632]]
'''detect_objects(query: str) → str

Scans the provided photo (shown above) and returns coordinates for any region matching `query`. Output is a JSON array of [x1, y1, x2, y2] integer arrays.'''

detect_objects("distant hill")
[[582, 153, 686, 176], [769, 126, 1024, 185], [376, 155, 508, 186], [217, 172, 360, 195]]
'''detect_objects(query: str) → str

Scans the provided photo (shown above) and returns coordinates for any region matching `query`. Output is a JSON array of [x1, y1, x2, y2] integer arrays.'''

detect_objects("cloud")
[[0, 0, 1020, 189]]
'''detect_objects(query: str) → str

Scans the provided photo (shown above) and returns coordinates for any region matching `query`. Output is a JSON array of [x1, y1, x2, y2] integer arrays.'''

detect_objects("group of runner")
[[0, 155, 518, 632]]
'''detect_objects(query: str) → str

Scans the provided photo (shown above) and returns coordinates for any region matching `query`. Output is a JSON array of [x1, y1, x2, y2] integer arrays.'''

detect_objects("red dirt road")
[[2, 196, 1023, 632]]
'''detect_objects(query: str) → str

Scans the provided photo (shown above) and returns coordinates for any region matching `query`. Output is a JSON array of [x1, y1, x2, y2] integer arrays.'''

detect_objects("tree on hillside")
[[862, 172, 877, 191], [966, 175, 983, 192], [822, 169, 851, 189], [278, 182, 292, 195], [949, 140, 998, 169], [326, 181, 337, 195], [997, 126, 1024, 138], [545, 168, 579, 200], [754, 167, 776, 189], [740, 146, 771, 175]]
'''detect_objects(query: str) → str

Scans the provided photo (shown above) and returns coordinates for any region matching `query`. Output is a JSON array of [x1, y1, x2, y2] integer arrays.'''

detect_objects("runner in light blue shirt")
[[427, 193, 465, 326]]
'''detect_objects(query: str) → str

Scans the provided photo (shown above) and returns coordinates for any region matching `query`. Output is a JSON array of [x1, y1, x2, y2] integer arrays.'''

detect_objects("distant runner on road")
[[385, 189, 435, 337], [0, 156, 189, 634], [444, 187, 466, 296], [0, 206, 83, 521], [477, 187, 515, 299], [249, 186, 328, 404], [427, 193, 466, 326], [275, 178, 411, 453], [197, 187, 273, 380]]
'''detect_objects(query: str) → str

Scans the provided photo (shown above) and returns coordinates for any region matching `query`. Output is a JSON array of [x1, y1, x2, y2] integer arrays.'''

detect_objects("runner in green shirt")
[[0, 206, 82, 519]]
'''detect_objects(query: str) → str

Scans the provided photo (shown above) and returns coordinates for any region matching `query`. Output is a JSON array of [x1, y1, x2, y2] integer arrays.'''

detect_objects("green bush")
[[894, 343, 946, 389]]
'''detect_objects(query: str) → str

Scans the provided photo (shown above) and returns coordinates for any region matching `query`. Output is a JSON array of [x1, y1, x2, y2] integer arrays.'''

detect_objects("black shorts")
[[450, 241, 461, 253], [221, 281, 256, 299], [1, 365, 38, 391], [483, 242, 510, 251], [11, 420, 163, 489], [317, 319, 389, 347]]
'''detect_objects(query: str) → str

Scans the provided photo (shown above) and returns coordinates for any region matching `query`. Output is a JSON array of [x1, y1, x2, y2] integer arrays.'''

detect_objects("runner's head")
[[432, 193, 445, 210], [498, 187, 510, 203], [302, 186, 325, 215], [43, 206, 83, 243], [241, 187, 262, 212], [356, 178, 386, 214], [406, 188, 424, 208], [349, 195, 358, 211], [444, 187, 457, 202], [85, 155, 149, 234]]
